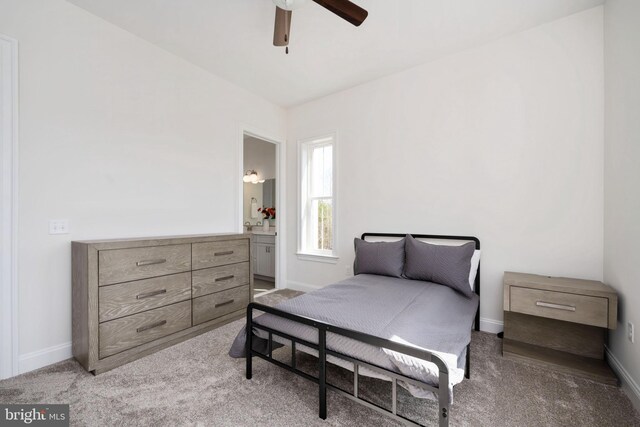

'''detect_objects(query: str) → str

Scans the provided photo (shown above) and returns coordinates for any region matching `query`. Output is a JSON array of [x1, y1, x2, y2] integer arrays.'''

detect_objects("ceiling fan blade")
[[273, 6, 292, 46], [312, 0, 368, 26]]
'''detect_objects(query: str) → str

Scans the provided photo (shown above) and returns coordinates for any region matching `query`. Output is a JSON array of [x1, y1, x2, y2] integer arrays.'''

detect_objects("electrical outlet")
[[628, 322, 635, 344], [49, 219, 69, 235]]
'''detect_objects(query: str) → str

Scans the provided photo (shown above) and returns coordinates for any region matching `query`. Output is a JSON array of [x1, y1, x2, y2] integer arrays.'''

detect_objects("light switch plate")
[[628, 322, 635, 344], [49, 219, 69, 235]]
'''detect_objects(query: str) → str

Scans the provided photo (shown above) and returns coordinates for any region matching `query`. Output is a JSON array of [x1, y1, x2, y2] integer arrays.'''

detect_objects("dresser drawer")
[[192, 240, 249, 270], [99, 301, 191, 358], [192, 262, 249, 298], [99, 272, 192, 323], [99, 244, 191, 286], [192, 285, 250, 326], [510, 287, 608, 328]]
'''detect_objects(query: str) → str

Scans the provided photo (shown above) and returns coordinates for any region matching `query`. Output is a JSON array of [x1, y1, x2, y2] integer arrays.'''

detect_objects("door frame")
[[238, 125, 286, 290], [0, 34, 19, 380]]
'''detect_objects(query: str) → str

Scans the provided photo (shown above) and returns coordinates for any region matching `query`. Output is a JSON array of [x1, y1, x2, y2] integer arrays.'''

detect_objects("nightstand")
[[502, 272, 618, 385]]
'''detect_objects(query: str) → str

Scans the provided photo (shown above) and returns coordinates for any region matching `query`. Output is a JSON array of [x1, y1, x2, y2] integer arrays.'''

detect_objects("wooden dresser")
[[72, 233, 253, 374], [503, 272, 618, 384]]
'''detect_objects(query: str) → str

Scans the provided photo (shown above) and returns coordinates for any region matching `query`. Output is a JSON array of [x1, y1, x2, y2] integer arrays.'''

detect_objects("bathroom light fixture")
[[243, 170, 265, 184], [243, 170, 258, 183]]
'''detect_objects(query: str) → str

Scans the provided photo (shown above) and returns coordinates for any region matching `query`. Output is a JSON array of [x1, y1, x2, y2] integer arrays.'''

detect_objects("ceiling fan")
[[272, 0, 368, 54]]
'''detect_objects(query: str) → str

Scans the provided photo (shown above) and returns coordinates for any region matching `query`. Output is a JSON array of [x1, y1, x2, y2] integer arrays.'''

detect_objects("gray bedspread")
[[229, 274, 478, 399]]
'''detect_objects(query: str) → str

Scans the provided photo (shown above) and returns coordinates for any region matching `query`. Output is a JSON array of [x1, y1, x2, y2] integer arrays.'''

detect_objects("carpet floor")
[[253, 279, 276, 297], [1, 289, 638, 426]]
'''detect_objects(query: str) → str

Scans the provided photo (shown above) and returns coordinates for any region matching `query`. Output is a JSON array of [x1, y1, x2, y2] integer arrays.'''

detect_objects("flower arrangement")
[[258, 207, 276, 219]]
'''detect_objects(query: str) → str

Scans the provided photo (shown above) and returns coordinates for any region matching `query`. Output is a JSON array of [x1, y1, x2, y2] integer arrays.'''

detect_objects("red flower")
[[258, 207, 276, 219]]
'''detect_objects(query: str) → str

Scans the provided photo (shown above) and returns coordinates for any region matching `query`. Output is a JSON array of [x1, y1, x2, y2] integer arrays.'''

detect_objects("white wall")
[[0, 0, 286, 372], [286, 7, 604, 330], [604, 0, 640, 409]]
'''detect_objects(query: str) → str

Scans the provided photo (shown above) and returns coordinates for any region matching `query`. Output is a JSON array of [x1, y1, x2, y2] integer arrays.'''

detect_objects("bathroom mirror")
[[262, 179, 276, 208], [243, 179, 276, 224]]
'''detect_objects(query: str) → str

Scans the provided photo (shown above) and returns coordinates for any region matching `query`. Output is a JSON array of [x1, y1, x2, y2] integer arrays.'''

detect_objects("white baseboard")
[[606, 346, 640, 413], [287, 281, 504, 334], [480, 317, 504, 334], [18, 342, 72, 375]]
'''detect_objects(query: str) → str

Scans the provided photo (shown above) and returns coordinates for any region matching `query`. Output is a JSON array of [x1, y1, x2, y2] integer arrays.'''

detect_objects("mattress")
[[229, 274, 479, 399]]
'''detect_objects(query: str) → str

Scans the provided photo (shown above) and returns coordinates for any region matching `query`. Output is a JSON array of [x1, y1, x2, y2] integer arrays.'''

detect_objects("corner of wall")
[[18, 343, 73, 375], [606, 346, 640, 413]]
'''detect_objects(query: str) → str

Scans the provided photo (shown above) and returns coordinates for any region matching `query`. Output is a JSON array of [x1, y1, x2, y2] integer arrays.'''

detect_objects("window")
[[299, 135, 336, 259]]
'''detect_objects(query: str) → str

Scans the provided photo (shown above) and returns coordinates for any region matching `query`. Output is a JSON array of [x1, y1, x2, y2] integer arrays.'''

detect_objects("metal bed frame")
[[245, 233, 480, 427]]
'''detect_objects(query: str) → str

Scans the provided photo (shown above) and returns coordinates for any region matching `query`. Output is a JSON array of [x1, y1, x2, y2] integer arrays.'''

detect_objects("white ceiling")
[[67, 0, 603, 107]]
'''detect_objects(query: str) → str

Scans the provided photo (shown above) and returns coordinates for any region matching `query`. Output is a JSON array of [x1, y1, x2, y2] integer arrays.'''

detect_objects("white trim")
[[239, 124, 287, 290], [18, 342, 72, 375], [295, 252, 339, 264], [0, 34, 19, 380], [297, 132, 338, 258], [606, 346, 640, 413], [479, 317, 504, 334]]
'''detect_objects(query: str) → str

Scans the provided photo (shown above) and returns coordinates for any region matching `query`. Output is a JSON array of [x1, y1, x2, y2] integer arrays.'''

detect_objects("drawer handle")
[[536, 301, 576, 312], [136, 258, 167, 267], [214, 251, 234, 256], [215, 275, 235, 282], [215, 299, 235, 308], [136, 289, 167, 299], [136, 320, 167, 333]]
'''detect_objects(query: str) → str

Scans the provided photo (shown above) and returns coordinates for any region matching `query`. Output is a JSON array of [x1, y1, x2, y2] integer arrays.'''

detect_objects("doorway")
[[242, 133, 279, 297]]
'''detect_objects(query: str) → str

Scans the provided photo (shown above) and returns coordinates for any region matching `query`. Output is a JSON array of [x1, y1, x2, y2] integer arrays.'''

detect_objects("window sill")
[[296, 252, 339, 264]]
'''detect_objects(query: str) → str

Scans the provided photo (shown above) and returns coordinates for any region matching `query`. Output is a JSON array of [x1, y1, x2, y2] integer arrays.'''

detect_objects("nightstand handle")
[[536, 301, 576, 312]]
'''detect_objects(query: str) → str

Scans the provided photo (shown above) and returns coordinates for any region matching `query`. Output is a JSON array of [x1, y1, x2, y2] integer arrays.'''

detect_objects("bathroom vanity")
[[252, 231, 276, 279]]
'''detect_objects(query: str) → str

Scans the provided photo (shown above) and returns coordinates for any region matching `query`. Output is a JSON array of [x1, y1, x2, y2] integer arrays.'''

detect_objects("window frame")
[[297, 133, 338, 262]]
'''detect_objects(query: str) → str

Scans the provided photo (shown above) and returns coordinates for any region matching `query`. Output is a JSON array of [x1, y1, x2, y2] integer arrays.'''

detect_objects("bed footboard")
[[245, 302, 451, 427]]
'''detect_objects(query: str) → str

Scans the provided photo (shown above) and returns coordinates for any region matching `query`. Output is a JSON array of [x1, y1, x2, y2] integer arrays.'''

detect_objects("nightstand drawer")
[[510, 287, 608, 328]]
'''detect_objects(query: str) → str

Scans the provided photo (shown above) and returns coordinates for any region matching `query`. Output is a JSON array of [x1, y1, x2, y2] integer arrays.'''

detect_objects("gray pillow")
[[353, 238, 405, 278], [403, 234, 475, 298]]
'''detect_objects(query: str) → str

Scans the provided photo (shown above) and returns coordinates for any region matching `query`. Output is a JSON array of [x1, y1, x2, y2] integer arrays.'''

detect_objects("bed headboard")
[[361, 232, 481, 331]]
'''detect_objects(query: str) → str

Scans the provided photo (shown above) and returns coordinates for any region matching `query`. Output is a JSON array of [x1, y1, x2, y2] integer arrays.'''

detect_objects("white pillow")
[[468, 250, 481, 291]]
